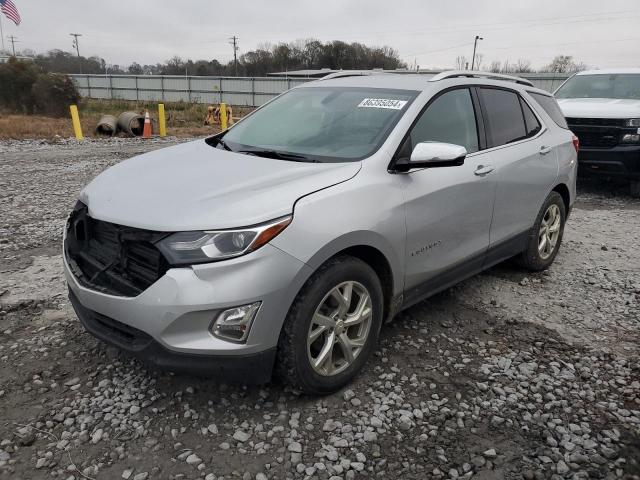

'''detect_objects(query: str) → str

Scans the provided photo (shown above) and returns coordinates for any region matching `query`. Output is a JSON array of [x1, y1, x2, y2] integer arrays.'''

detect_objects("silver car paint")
[[79, 140, 361, 231], [65, 74, 577, 358]]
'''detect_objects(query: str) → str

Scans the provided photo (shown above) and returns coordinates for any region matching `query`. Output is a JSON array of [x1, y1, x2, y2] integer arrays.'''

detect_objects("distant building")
[[0, 54, 34, 63]]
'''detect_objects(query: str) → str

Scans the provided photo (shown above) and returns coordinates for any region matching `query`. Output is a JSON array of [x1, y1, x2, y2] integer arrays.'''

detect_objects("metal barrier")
[[70, 75, 311, 106], [70, 73, 570, 107]]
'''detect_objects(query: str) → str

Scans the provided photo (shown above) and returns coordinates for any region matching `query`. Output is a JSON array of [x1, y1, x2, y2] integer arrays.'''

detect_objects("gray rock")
[[233, 430, 251, 442], [288, 441, 302, 453]]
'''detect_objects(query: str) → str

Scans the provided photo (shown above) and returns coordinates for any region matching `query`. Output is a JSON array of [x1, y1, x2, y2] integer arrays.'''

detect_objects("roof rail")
[[429, 70, 534, 87], [318, 70, 388, 81]]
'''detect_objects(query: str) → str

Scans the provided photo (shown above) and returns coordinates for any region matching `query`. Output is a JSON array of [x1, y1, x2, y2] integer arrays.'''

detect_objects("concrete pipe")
[[95, 115, 118, 137], [117, 111, 145, 137]]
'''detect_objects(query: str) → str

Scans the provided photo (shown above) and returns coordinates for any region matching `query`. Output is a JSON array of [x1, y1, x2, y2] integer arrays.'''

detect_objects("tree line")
[[454, 54, 587, 73], [18, 39, 406, 77]]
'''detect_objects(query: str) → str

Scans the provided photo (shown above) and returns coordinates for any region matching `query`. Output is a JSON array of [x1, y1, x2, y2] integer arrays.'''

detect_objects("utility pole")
[[70, 33, 82, 57], [471, 35, 483, 70], [70, 33, 82, 74], [7, 35, 17, 56], [229, 36, 239, 76]]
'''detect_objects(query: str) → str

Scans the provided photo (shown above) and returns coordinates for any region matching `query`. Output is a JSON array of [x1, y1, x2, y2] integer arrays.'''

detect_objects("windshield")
[[555, 74, 640, 100], [219, 86, 418, 162]]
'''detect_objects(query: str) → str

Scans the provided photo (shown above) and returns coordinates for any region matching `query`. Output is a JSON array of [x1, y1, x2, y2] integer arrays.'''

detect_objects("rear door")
[[476, 87, 558, 262]]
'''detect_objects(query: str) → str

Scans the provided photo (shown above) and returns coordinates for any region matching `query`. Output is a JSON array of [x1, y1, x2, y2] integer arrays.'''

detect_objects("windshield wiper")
[[237, 148, 318, 162], [217, 138, 233, 151]]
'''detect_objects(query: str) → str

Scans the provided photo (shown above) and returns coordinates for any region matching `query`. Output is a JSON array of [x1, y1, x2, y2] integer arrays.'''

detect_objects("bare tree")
[[540, 55, 587, 73], [473, 53, 484, 71], [455, 55, 468, 70], [488, 60, 501, 73], [514, 58, 533, 73]]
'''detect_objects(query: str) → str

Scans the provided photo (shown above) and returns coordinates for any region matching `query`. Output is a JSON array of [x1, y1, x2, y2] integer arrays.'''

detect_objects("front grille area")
[[566, 118, 626, 149], [572, 130, 620, 148], [565, 117, 626, 127], [65, 203, 169, 296]]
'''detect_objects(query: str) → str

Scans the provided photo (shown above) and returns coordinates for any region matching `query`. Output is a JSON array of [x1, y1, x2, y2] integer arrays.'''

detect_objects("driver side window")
[[398, 88, 479, 160]]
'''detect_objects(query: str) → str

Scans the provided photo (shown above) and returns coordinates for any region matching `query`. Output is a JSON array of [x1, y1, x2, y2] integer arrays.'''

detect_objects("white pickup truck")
[[555, 69, 640, 196]]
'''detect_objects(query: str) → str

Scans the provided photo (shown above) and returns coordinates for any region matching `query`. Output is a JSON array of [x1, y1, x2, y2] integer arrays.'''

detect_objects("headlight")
[[157, 215, 291, 265], [621, 133, 640, 144], [624, 119, 640, 127]]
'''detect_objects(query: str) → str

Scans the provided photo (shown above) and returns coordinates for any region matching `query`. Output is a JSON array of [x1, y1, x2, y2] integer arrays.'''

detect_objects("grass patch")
[[0, 99, 252, 139]]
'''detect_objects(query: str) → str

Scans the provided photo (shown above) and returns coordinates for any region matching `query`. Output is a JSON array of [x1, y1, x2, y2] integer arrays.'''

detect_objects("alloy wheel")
[[538, 204, 561, 260], [307, 281, 372, 376]]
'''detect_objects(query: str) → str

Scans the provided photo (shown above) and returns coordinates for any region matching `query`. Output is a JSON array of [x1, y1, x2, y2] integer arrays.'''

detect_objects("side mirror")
[[395, 142, 467, 172]]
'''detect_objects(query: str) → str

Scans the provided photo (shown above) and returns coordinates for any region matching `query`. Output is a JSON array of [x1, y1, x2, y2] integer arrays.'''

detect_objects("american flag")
[[1, 0, 21, 26]]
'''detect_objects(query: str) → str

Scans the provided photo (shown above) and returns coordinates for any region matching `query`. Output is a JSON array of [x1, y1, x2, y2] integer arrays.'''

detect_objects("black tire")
[[276, 255, 383, 395], [518, 191, 566, 271]]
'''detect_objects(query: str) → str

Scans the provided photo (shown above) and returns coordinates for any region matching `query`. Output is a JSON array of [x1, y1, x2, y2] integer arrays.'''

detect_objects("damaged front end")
[[64, 202, 170, 297]]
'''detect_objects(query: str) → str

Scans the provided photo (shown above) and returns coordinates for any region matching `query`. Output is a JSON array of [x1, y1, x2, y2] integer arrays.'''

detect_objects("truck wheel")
[[518, 191, 566, 271], [276, 256, 383, 395]]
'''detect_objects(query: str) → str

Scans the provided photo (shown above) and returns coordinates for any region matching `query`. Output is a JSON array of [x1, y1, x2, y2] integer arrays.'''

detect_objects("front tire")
[[519, 191, 566, 271], [276, 256, 383, 395]]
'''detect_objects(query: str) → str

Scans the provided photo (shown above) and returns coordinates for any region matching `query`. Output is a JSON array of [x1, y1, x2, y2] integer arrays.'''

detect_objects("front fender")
[[271, 175, 406, 297]]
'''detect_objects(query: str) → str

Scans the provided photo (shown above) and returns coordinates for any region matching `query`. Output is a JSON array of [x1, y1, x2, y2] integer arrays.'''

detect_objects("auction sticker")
[[358, 98, 408, 110]]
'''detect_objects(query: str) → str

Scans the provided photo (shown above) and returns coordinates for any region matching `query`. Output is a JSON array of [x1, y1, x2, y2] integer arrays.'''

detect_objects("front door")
[[395, 88, 495, 304]]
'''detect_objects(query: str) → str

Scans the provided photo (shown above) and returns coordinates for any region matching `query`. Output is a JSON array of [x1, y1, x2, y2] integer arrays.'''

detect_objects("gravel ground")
[[0, 138, 638, 480]]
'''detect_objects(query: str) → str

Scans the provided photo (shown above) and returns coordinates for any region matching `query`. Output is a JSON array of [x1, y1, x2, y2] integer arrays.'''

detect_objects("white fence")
[[70, 73, 570, 107]]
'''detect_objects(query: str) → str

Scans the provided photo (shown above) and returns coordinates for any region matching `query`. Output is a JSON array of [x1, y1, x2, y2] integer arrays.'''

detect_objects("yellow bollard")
[[220, 103, 228, 131], [158, 103, 167, 137], [69, 105, 83, 140]]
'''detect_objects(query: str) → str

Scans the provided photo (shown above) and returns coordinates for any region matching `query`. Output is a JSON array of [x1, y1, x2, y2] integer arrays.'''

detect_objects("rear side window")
[[401, 88, 479, 156], [479, 88, 527, 147], [520, 98, 542, 137], [528, 92, 569, 129]]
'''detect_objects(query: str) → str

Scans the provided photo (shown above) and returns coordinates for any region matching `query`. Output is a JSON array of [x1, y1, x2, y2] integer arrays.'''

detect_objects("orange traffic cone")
[[142, 110, 152, 138]]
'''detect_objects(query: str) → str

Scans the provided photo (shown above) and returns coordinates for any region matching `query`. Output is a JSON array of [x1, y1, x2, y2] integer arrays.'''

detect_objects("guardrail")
[[70, 72, 570, 107]]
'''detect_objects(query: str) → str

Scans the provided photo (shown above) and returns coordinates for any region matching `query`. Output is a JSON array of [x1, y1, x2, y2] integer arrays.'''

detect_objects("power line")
[[7, 35, 17, 56], [229, 35, 239, 76]]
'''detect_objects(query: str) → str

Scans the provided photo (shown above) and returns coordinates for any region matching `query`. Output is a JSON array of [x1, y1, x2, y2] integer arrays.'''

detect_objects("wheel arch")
[[552, 182, 571, 215], [291, 232, 403, 322]]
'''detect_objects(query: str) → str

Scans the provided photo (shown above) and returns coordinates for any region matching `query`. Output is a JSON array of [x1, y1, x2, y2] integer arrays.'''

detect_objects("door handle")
[[540, 145, 552, 155], [474, 164, 494, 176]]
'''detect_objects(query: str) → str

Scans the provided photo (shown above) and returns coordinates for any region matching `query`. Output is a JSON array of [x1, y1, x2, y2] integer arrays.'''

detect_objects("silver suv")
[[64, 71, 578, 394]]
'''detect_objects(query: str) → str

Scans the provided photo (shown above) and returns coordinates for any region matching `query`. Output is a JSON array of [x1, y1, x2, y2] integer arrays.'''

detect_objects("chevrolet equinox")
[[64, 71, 578, 394]]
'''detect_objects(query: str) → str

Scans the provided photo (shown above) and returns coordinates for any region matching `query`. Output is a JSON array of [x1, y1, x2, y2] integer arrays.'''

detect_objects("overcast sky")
[[4, 0, 639, 70]]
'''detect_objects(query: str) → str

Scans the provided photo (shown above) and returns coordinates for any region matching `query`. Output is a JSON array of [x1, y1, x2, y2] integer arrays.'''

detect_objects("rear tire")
[[276, 256, 383, 395], [518, 191, 566, 271]]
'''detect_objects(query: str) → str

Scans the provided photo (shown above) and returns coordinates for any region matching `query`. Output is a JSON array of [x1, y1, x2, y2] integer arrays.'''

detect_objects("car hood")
[[557, 98, 640, 119], [80, 139, 361, 231]]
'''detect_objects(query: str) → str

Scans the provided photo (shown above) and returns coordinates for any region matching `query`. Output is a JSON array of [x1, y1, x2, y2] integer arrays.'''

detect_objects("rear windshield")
[[220, 86, 418, 162], [555, 74, 640, 100], [528, 92, 569, 129]]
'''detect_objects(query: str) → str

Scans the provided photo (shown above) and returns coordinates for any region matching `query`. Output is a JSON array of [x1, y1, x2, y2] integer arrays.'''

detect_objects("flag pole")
[[0, 14, 5, 53]]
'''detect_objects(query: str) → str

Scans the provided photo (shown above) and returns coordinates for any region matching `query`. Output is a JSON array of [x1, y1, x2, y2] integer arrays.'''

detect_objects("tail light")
[[571, 134, 580, 153]]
